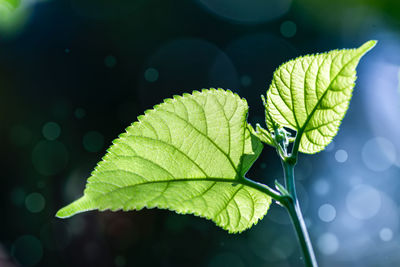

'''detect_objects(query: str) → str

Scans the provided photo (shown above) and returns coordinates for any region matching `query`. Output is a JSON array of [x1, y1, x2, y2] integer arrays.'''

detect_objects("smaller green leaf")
[[266, 40, 376, 154], [57, 89, 271, 233], [247, 123, 275, 147], [274, 180, 289, 197]]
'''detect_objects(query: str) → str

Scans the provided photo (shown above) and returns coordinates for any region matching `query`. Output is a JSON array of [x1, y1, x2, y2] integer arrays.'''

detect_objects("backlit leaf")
[[265, 40, 376, 153], [57, 89, 270, 233]]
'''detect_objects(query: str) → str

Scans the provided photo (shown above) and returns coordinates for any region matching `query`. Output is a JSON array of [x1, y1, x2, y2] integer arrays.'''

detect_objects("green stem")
[[281, 160, 318, 267], [242, 177, 284, 202], [258, 105, 317, 266], [283, 160, 296, 198]]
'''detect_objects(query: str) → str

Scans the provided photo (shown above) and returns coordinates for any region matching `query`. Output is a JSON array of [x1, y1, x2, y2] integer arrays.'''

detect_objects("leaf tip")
[[358, 40, 378, 54], [56, 202, 77, 218], [55, 208, 70, 219], [55, 196, 94, 219]]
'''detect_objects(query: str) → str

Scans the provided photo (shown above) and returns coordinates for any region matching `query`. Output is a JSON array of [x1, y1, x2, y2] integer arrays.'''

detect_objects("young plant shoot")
[[57, 40, 376, 267]]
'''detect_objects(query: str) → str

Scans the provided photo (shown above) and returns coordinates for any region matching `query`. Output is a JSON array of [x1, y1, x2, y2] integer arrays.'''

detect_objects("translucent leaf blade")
[[266, 40, 376, 154], [57, 89, 270, 233]]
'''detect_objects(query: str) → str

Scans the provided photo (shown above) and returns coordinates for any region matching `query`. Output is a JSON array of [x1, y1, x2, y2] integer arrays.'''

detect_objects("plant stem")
[[261, 104, 317, 266], [283, 160, 297, 198], [281, 160, 318, 267], [242, 177, 284, 202]]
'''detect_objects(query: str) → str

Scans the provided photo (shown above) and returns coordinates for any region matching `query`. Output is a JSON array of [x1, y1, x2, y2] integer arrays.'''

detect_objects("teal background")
[[1, 0, 400, 266]]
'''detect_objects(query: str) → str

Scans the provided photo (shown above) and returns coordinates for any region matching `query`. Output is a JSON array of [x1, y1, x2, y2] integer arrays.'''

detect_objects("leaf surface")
[[57, 89, 270, 233], [266, 40, 376, 153]]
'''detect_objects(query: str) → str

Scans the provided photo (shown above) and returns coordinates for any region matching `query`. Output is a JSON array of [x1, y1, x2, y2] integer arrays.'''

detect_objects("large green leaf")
[[57, 89, 270, 233], [265, 40, 376, 154]]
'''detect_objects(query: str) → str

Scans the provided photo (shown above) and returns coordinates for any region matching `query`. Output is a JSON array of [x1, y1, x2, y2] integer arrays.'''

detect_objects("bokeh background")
[[1, 0, 400, 266]]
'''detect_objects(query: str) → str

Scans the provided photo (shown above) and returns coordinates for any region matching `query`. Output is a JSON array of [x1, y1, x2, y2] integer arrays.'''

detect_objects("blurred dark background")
[[2, 0, 400, 266]]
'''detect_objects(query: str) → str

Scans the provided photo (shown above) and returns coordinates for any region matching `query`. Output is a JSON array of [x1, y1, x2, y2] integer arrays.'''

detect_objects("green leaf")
[[266, 40, 376, 154], [57, 89, 271, 233], [247, 96, 276, 148], [248, 123, 275, 147]]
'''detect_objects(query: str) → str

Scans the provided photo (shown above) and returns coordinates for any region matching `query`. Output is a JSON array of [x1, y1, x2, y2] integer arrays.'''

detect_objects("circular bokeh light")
[[317, 233, 339, 255], [104, 55, 117, 68], [240, 75, 252, 87], [313, 179, 330, 196], [335, 149, 348, 163], [144, 67, 159, 82], [32, 141, 68, 176], [83, 131, 104, 152], [74, 108, 86, 119], [25, 192, 45, 213], [280, 21, 297, 38], [318, 204, 336, 222], [361, 137, 396, 171], [11, 235, 43, 266], [379, 228, 393, 241], [346, 185, 381, 220], [42, 122, 61, 141]]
